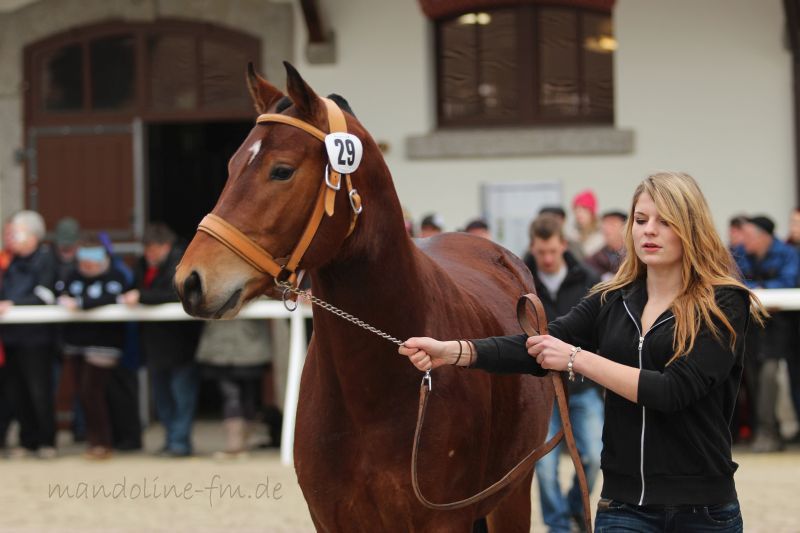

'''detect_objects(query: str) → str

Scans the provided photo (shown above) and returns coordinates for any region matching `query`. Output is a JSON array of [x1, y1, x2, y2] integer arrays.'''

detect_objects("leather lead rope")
[[411, 294, 592, 533], [518, 295, 592, 533]]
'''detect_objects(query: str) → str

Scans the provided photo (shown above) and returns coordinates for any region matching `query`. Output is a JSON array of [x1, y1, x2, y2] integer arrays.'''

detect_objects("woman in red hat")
[[570, 189, 604, 259]]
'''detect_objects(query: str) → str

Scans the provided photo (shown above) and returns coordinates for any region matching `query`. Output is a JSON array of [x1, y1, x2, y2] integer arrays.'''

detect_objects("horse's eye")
[[270, 166, 295, 182]]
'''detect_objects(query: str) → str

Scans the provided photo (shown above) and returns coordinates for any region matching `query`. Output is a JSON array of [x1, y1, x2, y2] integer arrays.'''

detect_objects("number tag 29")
[[324, 133, 363, 174]]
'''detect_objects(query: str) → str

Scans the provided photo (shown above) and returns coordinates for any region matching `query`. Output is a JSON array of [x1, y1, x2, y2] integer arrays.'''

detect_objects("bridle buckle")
[[348, 189, 363, 215], [324, 164, 341, 191]]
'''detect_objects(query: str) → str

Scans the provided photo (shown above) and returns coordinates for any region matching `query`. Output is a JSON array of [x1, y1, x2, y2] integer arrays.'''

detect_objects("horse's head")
[[174, 62, 372, 318]]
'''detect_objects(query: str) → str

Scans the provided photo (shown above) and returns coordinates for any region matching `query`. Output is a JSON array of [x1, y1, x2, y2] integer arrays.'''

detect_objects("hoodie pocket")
[[644, 411, 705, 476]]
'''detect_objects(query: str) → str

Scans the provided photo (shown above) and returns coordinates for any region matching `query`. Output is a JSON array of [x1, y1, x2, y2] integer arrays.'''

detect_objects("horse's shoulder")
[[414, 233, 532, 289]]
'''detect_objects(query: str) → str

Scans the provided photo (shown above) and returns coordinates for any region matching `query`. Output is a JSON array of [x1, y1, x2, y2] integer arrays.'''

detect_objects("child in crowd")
[[57, 239, 131, 460]]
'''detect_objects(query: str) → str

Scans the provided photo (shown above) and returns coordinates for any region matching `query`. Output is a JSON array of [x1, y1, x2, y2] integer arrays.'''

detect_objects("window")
[[41, 43, 83, 111], [147, 34, 199, 111], [27, 21, 260, 123], [436, 6, 615, 127], [90, 34, 136, 110]]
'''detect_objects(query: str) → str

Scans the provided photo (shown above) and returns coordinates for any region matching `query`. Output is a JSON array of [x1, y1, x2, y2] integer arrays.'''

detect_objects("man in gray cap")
[[51, 217, 83, 444], [53, 217, 80, 287]]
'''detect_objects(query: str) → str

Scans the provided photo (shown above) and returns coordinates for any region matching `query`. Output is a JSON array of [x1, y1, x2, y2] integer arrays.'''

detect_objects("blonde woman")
[[400, 172, 766, 532]]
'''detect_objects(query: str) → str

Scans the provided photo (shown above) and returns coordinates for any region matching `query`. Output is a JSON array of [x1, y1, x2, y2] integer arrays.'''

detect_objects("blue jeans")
[[595, 499, 743, 532], [150, 364, 199, 454], [536, 387, 604, 533]]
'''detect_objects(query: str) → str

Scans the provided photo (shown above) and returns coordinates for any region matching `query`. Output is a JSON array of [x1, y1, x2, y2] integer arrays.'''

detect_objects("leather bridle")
[[195, 97, 362, 287]]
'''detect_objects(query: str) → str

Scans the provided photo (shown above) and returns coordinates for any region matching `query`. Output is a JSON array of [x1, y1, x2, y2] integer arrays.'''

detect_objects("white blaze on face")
[[247, 140, 262, 165]]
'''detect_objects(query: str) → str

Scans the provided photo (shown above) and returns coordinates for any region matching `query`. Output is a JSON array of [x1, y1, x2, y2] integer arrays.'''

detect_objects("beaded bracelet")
[[567, 346, 582, 382]]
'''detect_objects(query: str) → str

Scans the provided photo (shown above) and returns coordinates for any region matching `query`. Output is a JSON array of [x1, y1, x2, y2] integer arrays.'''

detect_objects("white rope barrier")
[[0, 287, 796, 466], [0, 299, 312, 323], [0, 299, 311, 466], [0, 288, 793, 322]]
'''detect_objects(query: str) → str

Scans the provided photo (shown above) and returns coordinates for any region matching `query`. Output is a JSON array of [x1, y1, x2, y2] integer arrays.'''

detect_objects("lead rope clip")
[[281, 286, 298, 312], [422, 370, 432, 392]]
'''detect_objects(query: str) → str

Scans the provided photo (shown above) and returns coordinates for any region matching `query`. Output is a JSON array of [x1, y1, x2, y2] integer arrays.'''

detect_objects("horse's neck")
[[315, 159, 431, 336], [307, 188, 432, 417], [311, 232, 427, 352]]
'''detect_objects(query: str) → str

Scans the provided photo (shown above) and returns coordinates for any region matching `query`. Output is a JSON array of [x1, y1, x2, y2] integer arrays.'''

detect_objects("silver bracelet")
[[567, 346, 581, 382]]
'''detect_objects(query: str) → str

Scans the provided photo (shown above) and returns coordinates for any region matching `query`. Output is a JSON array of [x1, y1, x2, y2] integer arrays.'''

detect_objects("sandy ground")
[[1, 422, 798, 532]]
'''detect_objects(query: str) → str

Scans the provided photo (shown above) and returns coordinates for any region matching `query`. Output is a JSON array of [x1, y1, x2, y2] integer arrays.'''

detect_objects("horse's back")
[[414, 232, 534, 332]]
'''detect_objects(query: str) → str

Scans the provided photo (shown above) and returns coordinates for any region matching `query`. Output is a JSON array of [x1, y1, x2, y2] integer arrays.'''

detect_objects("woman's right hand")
[[399, 337, 459, 371]]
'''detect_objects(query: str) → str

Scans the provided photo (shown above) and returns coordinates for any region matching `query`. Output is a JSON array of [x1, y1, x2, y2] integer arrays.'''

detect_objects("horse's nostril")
[[183, 271, 203, 308]]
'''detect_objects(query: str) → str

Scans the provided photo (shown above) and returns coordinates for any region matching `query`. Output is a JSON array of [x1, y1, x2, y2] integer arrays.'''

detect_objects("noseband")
[[195, 98, 363, 286]]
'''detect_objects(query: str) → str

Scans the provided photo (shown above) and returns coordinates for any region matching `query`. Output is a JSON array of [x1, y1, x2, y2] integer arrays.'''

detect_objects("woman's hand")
[[399, 337, 460, 371], [526, 334, 574, 372]]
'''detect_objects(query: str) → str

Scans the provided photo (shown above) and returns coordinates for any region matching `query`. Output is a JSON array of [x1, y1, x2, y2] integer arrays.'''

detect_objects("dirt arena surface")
[[1, 422, 798, 532]]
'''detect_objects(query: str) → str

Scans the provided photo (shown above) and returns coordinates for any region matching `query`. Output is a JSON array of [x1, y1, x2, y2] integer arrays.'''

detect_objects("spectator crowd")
[[0, 211, 286, 461]]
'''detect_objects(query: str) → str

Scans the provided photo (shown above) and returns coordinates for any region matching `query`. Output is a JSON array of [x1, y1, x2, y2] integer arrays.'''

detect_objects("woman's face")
[[632, 192, 683, 271], [573, 206, 594, 229]]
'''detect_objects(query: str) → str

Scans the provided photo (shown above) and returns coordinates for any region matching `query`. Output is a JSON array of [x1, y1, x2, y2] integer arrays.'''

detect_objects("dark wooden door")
[[27, 124, 135, 238]]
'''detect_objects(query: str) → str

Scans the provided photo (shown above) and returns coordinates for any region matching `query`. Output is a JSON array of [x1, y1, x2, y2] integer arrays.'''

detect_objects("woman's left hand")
[[526, 334, 573, 372]]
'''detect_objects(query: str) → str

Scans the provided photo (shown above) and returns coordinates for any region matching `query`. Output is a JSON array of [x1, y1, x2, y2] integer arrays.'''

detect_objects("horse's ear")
[[247, 62, 284, 114], [284, 61, 322, 119]]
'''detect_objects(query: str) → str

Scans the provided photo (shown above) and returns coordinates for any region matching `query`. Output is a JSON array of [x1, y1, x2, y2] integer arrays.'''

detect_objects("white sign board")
[[482, 181, 562, 258]]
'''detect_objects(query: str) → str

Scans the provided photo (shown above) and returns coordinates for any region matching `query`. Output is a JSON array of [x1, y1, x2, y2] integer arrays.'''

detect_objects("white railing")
[[0, 299, 311, 466], [0, 287, 795, 466], [749, 288, 800, 309]]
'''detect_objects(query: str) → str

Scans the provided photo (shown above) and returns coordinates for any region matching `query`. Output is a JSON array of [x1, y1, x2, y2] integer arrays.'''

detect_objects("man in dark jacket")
[[523, 213, 602, 533], [120, 224, 202, 456], [734, 215, 799, 452], [0, 210, 58, 458]]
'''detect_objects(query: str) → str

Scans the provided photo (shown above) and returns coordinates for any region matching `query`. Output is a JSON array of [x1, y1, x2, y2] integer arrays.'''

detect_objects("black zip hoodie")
[[472, 280, 750, 506]]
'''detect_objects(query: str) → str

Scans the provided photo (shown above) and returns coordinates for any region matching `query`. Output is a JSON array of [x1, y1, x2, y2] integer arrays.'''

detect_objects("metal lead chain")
[[276, 281, 405, 346]]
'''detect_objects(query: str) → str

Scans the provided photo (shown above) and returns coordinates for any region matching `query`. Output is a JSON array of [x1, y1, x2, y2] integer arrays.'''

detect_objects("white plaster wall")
[[282, 0, 793, 240]]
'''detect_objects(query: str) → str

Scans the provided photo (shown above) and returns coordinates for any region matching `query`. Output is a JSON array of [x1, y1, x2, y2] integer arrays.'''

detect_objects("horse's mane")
[[275, 96, 292, 113], [273, 94, 356, 117], [326, 94, 356, 117]]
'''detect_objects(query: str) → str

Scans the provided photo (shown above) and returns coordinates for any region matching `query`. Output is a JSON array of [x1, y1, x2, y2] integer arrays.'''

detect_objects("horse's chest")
[[296, 438, 417, 530]]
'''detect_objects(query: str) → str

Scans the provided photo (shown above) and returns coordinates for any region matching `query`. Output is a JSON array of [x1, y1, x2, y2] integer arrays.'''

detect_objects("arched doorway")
[[24, 19, 260, 243]]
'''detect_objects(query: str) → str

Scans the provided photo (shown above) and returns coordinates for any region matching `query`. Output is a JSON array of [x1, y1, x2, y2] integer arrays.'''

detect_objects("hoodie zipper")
[[622, 300, 674, 506]]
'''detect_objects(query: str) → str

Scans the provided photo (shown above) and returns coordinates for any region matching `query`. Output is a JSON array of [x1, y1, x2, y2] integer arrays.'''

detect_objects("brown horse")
[[174, 62, 554, 532]]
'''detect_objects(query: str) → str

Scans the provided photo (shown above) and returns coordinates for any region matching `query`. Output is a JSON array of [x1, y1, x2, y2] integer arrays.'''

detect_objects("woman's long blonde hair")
[[592, 171, 767, 362]]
